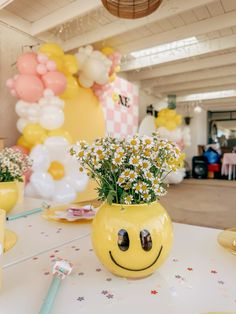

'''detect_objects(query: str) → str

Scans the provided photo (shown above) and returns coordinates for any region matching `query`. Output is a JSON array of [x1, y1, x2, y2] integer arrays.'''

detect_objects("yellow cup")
[[0, 209, 6, 289]]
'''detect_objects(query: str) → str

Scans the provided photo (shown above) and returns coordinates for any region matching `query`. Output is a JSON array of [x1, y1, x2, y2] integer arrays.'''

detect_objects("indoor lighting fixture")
[[101, 0, 163, 19], [130, 37, 198, 59], [194, 105, 202, 113], [0, 0, 13, 9]]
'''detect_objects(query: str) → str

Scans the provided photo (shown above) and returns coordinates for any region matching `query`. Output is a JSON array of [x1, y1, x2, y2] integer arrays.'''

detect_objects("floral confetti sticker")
[[211, 270, 218, 274], [77, 297, 85, 301], [151, 290, 158, 295]]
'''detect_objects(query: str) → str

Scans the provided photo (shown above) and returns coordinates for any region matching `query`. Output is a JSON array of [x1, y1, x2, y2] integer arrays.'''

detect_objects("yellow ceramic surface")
[[4, 229, 17, 252], [0, 182, 18, 213], [92, 201, 173, 278], [217, 228, 236, 255]]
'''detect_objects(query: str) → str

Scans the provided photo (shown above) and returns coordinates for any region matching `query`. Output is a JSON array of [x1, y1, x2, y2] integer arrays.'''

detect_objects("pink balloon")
[[24, 169, 32, 184], [6, 78, 14, 88], [15, 74, 44, 102], [17, 52, 39, 75], [11, 145, 29, 155], [14, 74, 20, 80], [42, 71, 67, 96], [37, 53, 48, 64], [46, 60, 56, 71], [10, 89, 17, 97], [36, 64, 47, 75]]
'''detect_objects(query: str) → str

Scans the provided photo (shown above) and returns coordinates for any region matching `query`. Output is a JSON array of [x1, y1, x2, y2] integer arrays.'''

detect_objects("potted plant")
[[70, 133, 183, 278], [0, 147, 32, 212]]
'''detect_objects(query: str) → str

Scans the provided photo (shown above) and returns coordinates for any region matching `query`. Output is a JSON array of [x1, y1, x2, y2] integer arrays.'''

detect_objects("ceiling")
[[1, 0, 236, 110]]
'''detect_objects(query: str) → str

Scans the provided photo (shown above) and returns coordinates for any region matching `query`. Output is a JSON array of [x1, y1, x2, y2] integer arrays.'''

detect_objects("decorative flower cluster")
[[70, 133, 183, 205], [0, 148, 32, 182]]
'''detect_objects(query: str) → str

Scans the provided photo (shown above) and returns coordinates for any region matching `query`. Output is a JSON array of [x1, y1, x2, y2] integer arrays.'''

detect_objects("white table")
[[3, 198, 91, 268], [1, 220, 236, 314]]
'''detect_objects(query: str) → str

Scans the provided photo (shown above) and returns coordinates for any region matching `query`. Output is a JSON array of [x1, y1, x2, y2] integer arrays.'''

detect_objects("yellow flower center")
[[130, 139, 137, 146], [48, 161, 65, 180]]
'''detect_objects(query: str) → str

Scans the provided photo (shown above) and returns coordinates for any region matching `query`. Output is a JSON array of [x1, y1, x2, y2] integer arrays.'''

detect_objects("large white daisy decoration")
[[25, 136, 88, 203]]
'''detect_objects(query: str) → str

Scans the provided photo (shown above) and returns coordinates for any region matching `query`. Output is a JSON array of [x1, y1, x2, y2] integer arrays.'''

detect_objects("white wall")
[[178, 107, 208, 167], [0, 23, 41, 147], [138, 89, 159, 123]]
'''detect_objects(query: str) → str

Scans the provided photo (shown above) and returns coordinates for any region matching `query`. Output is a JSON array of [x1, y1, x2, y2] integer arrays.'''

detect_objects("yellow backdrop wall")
[[63, 86, 106, 202]]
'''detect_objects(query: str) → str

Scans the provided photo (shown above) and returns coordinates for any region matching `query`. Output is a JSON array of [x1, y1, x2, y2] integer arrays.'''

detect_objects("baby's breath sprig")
[[70, 133, 183, 205], [0, 148, 32, 182]]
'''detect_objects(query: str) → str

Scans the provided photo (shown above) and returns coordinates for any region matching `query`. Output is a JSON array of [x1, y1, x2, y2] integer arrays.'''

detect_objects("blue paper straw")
[[39, 276, 61, 314], [6, 207, 43, 221]]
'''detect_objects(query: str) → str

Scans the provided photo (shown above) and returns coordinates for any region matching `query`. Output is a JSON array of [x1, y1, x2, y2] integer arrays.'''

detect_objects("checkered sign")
[[101, 77, 139, 138]]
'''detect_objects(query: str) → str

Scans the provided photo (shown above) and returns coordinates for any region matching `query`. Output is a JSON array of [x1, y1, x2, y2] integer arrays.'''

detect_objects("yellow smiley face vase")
[[92, 201, 173, 278]]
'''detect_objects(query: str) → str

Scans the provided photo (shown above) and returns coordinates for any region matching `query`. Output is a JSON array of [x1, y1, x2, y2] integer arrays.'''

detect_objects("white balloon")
[[84, 45, 93, 54], [49, 96, 64, 108], [30, 144, 50, 172], [44, 89, 54, 98], [182, 127, 191, 147], [139, 115, 156, 136], [39, 105, 64, 130], [39, 97, 49, 107], [79, 74, 93, 88], [24, 182, 39, 198], [30, 172, 55, 199], [28, 116, 39, 124], [27, 103, 40, 118], [17, 118, 28, 133], [44, 136, 69, 162], [52, 179, 76, 204], [15, 100, 30, 118], [65, 173, 88, 192], [165, 168, 185, 184]]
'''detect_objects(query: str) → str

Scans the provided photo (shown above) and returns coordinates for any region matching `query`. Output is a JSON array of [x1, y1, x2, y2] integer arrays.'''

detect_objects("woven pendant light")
[[101, 0, 163, 19]]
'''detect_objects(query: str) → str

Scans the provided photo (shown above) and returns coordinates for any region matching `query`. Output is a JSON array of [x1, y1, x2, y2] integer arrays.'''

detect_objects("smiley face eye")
[[117, 229, 129, 251], [140, 229, 152, 251]]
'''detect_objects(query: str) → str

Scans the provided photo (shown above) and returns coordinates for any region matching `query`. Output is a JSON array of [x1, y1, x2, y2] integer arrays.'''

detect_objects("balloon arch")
[[6, 43, 121, 203]]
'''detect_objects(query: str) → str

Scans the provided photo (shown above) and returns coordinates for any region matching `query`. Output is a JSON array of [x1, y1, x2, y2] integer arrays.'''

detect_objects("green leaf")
[[107, 190, 116, 205]]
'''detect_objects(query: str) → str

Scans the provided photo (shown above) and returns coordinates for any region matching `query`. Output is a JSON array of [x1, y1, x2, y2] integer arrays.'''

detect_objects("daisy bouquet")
[[0, 147, 32, 182], [70, 133, 183, 205]]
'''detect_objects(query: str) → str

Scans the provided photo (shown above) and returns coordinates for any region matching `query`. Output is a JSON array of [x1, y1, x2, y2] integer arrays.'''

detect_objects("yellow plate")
[[217, 228, 236, 255], [4, 229, 17, 252], [42, 202, 99, 224]]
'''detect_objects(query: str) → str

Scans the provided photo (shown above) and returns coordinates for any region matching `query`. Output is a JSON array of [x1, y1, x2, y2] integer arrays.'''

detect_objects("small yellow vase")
[[0, 182, 18, 213], [92, 201, 173, 279]]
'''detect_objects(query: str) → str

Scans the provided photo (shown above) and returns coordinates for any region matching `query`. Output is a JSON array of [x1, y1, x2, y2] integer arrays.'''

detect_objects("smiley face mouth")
[[109, 245, 163, 271]]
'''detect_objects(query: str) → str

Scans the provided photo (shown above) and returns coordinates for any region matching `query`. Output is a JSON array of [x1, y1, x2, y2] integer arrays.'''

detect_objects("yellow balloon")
[[48, 128, 72, 143], [112, 93, 119, 102], [166, 109, 176, 118], [166, 121, 177, 131], [155, 117, 165, 127], [39, 43, 64, 58], [23, 124, 47, 145], [48, 161, 65, 180], [60, 75, 79, 99], [109, 73, 116, 83], [115, 65, 120, 72], [158, 108, 168, 117], [49, 55, 65, 73], [101, 46, 114, 56], [63, 54, 79, 74], [17, 135, 32, 150]]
